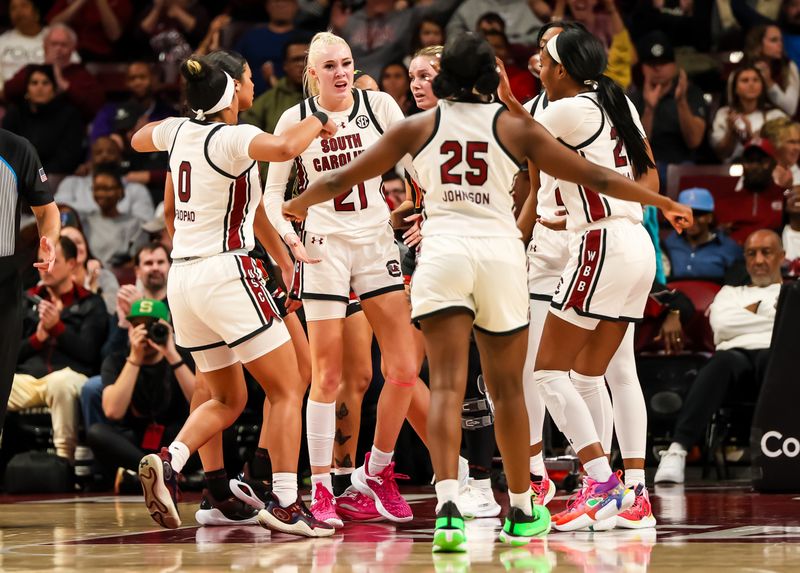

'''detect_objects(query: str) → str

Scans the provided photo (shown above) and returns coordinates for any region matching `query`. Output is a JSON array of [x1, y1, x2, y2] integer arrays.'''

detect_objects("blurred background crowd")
[[1, 0, 797, 494]]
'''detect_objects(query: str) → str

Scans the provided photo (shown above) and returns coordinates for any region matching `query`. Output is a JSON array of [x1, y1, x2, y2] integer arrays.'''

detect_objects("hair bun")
[[432, 73, 459, 99], [474, 69, 499, 95], [180, 58, 207, 82]]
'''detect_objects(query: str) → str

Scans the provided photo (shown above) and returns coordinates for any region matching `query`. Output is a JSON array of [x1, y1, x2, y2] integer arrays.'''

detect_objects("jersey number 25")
[[440, 141, 488, 186]]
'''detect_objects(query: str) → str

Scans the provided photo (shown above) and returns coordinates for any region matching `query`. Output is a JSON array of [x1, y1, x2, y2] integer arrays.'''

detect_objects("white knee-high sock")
[[571, 370, 613, 455], [524, 300, 549, 467], [605, 324, 647, 460], [306, 400, 335, 470], [533, 369, 602, 453]]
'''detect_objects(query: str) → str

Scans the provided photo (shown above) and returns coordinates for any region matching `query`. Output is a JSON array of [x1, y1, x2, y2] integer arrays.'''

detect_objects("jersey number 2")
[[610, 128, 628, 168], [334, 182, 368, 212], [178, 161, 191, 202], [440, 141, 488, 185]]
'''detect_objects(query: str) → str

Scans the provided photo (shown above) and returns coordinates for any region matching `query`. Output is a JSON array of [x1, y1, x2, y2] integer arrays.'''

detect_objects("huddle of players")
[[130, 25, 691, 552]]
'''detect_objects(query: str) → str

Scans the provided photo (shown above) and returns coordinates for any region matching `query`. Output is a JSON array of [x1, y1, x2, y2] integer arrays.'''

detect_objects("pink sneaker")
[[616, 484, 657, 529], [310, 483, 344, 528], [351, 453, 412, 523], [336, 486, 383, 522], [531, 475, 556, 506]]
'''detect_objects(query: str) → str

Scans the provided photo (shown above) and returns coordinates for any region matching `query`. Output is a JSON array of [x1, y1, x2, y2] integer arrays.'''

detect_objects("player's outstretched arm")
[[282, 114, 429, 221], [131, 119, 168, 152], [502, 113, 692, 232], [249, 114, 337, 163]]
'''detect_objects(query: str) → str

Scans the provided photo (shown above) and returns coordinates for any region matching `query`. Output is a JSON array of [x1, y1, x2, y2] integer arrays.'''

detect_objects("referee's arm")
[[17, 135, 60, 269], [30, 203, 60, 255]]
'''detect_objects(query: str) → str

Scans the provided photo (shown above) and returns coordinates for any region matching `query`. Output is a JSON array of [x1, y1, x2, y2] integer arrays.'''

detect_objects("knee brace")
[[462, 374, 494, 430], [534, 369, 600, 452]]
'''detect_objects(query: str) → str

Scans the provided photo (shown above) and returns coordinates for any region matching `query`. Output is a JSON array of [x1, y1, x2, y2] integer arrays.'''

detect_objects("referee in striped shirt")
[[0, 128, 60, 431]]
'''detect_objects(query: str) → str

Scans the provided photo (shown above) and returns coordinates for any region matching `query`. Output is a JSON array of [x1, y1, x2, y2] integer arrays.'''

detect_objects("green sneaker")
[[499, 505, 551, 546], [433, 501, 467, 553]]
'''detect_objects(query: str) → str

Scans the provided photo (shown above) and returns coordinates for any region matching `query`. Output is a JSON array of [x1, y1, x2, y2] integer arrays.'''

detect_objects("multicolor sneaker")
[[459, 479, 501, 519], [310, 483, 344, 528], [195, 490, 260, 526], [553, 473, 634, 532], [138, 447, 181, 529], [257, 493, 335, 537], [229, 474, 271, 510], [351, 453, 413, 523], [337, 486, 382, 522], [531, 474, 556, 506], [433, 501, 467, 553], [499, 505, 551, 546], [616, 484, 657, 529]]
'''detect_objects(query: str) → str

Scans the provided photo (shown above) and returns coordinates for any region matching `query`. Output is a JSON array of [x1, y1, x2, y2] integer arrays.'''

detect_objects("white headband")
[[192, 71, 235, 121], [546, 34, 562, 65]]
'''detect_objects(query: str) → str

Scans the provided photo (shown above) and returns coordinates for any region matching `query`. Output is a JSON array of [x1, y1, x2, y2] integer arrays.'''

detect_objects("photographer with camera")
[[86, 298, 196, 481]]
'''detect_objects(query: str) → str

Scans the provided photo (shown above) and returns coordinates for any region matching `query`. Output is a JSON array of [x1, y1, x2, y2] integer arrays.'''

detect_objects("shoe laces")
[[564, 478, 591, 511], [531, 477, 549, 499], [371, 462, 409, 490], [659, 448, 686, 460], [313, 485, 336, 510]]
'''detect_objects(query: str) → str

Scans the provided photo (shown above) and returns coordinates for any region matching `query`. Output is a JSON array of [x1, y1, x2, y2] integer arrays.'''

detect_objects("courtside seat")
[[666, 280, 721, 354]]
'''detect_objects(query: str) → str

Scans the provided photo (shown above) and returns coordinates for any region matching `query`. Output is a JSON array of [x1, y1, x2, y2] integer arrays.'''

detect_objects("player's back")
[[413, 100, 521, 239], [537, 92, 644, 232], [155, 117, 263, 259]]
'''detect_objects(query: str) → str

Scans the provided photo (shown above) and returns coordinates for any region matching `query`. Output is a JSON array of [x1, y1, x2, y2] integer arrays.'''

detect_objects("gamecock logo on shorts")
[[386, 259, 401, 277]]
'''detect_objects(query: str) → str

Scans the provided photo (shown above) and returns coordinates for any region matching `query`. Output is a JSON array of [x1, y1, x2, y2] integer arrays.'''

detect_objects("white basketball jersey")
[[265, 89, 407, 240], [152, 117, 264, 259], [523, 93, 561, 220], [413, 100, 521, 239], [536, 92, 645, 232]]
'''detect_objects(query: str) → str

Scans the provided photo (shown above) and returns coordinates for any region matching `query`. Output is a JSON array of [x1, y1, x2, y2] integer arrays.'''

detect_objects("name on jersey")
[[442, 189, 491, 205], [176, 209, 196, 222], [313, 134, 365, 172]]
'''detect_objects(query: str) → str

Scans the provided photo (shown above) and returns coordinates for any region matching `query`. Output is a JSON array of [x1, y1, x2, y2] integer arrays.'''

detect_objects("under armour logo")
[[311, 237, 324, 245], [339, 122, 346, 129]]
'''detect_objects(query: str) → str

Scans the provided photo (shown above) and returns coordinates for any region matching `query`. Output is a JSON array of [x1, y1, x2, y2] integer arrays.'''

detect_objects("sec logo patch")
[[355, 115, 370, 129]]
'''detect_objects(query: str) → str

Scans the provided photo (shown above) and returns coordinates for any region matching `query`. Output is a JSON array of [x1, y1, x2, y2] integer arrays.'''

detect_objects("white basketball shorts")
[[550, 219, 655, 330], [168, 253, 290, 372], [411, 235, 529, 335], [292, 225, 404, 321]]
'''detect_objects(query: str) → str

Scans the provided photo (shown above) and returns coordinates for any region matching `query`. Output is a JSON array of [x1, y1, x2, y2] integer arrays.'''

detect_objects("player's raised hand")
[[662, 200, 693, 233], [282, 199, 309, 223]]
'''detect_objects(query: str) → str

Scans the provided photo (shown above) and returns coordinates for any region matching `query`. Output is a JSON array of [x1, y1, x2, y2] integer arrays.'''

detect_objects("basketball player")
[[399, 44, 502, 520], [264, 32, 424, 526], [282, 32, 689, 551], [517, 28, 673, 532], [150, 50, 312, 527], [131, 56, 337, 537], [516, 23, 657, 530]]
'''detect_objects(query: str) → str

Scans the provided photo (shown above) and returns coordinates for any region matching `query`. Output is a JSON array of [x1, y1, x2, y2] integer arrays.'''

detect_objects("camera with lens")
[[147, 321, 170, 345]]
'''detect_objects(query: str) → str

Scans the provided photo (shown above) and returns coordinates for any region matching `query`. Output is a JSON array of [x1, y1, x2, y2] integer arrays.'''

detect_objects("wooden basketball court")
[[1, 483, 799, 571]]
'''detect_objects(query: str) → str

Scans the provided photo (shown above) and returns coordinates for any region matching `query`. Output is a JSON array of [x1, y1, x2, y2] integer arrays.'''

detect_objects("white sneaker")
[[459, 479, 501, 519], [654, 445, 686, 484]]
